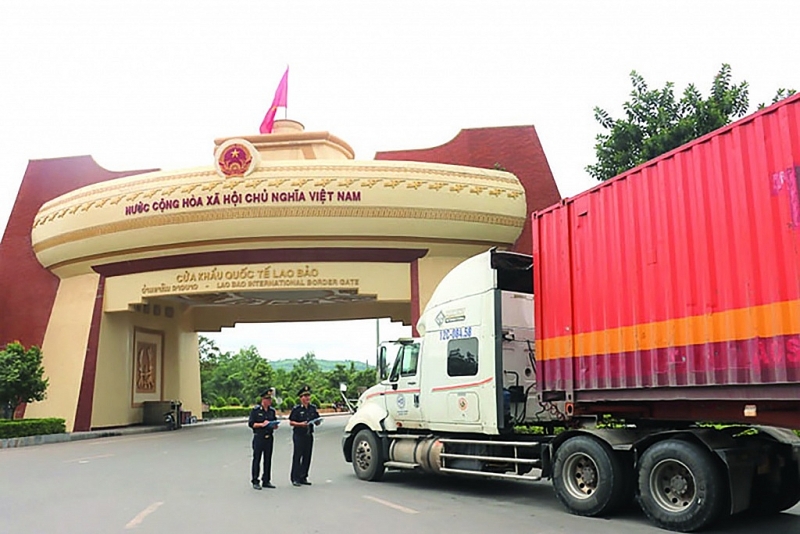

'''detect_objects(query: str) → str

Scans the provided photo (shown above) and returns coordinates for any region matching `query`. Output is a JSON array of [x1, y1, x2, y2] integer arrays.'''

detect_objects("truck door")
[[385, 342, 423, 428]]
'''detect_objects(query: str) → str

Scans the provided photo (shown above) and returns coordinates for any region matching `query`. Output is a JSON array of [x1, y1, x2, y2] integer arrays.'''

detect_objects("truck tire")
[[553, 435, 628, 517], [637, 439, 727, 532], [352, 429, 385, 482]]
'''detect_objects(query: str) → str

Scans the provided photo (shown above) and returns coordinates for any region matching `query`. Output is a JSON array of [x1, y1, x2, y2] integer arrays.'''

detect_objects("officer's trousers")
[[252, 434, 274, 484], [291, 432, 314, 482]]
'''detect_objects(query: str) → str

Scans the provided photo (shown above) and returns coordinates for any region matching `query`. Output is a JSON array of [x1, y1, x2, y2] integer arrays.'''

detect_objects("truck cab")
[[342, 249, 554, 482], [345, 249, 544, 437]]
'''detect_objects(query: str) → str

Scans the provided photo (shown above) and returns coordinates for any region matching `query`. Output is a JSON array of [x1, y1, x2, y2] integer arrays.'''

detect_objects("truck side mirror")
[[378, 346, 388, 381]]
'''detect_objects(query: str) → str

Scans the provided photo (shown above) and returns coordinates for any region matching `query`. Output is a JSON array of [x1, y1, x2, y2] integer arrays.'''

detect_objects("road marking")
[[90, 434, 166, 445], [64, 453, 114, 463], [196, 437, 217, 443], [125, 501, 163, 529], [363, 495, 419, 514]]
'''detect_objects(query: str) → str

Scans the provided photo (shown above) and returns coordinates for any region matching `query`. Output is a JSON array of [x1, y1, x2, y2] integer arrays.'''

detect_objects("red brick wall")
[[0, 156, 154, 349], [375, 125, 562, 255]]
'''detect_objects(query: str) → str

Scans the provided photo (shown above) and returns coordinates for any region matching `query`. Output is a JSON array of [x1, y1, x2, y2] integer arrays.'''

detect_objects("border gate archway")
[[0, 119, 560, 431]]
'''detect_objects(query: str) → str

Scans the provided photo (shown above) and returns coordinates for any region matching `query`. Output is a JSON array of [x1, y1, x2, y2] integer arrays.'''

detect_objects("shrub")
[[310, 394, 321, 407], [0, 418, 66, 439], [205, 406, 250, 419], [226, 396, 241, 406], [0, 342, 49, 417], [281, 397, 296, 411]]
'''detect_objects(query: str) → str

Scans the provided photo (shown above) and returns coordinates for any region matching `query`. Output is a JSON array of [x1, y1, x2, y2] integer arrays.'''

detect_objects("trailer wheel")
[[553, 435, 627, 516], [771, 471, 800, 513], [352, 429, 385, 482], [751, 457, 800, 514], [637, 440, 727, 532]]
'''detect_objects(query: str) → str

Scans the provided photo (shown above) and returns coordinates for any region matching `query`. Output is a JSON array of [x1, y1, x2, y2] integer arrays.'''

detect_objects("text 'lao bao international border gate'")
[[145, 264, 361, 295]]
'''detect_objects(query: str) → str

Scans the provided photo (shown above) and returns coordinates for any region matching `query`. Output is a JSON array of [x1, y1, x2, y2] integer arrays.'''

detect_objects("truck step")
[[384, 461, 420, 470], [441, 452, 540, 465], [439, 438, 541, 448], [440, 466, 542, 482]]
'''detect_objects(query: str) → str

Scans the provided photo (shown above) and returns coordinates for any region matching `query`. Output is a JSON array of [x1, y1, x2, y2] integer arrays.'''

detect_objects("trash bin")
[[180, 410, 192, 425]]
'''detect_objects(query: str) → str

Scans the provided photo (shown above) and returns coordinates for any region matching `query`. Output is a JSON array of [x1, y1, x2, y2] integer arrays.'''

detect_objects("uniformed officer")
[[248, 388, 279, 490], [289, 385, 321, 486]]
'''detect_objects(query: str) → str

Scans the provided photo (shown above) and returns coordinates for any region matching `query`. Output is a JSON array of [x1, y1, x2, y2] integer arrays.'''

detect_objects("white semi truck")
[[341, 249, 800, 532]]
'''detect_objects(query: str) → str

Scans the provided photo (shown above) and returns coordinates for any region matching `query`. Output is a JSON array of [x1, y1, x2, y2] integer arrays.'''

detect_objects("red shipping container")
[[533, 94, 800, 406]]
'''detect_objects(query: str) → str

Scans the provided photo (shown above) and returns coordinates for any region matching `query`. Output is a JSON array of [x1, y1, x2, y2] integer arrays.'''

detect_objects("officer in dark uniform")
[[289, 385, 321, 486], [248, 388, 279, 490]]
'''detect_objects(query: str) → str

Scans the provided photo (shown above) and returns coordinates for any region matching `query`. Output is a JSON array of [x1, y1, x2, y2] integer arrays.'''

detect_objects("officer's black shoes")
[[291, 480, 302, 487], [263, 482, 276, 489], [299, 480, 312, 486], [252, 483, 262, 490]]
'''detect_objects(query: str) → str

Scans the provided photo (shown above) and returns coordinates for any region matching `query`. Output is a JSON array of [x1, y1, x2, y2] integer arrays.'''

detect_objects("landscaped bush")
[[204, 406, 250, 419], [0, 418, 66, 439], [281, 396, 296, 411]]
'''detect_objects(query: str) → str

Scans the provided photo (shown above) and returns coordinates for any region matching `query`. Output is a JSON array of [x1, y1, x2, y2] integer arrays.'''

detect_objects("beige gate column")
[[24, 273, 101, 432]]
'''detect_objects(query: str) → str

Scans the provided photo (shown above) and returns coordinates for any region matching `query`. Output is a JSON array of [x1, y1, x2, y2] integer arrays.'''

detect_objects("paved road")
[[0, 416, 798, 533]]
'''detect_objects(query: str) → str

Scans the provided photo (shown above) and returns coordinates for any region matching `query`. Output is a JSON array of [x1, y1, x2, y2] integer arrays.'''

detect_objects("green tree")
[[287, 351, 325, 399], [0, 342, 49, 419], [351, 367, 378, 392], [587, 64, 750, 181], [325, 363, 350, 393], [199, 344, 274, 406], [295, 351, 321, 375], [758, 88, 797, 109], [199, 335, 223, 371]]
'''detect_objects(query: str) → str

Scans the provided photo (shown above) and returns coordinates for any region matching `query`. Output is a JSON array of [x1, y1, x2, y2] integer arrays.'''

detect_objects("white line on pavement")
[[363, 495, 420, 514], [64, 453, 114, 463], [89, 434, 167, 446], [125, 501, 163, 529]]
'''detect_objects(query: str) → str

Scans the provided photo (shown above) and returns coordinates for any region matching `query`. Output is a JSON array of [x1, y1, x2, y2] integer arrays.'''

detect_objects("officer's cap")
[[259, 388, 273, 399], [297, 385, 312, 397]]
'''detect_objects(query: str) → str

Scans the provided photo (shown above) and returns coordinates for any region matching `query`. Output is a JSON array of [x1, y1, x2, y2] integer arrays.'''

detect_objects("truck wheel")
[[637, 440, 727, 532], [553, 435, 627, 516], [352, 429, 385, 482]]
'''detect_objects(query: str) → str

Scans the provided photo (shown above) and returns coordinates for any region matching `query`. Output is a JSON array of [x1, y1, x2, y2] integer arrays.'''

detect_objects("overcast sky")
[[2, 1, 799, 361]]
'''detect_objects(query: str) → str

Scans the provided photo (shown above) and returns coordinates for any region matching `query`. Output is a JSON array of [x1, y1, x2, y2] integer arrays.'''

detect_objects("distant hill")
[[270, 359, 370, 372]]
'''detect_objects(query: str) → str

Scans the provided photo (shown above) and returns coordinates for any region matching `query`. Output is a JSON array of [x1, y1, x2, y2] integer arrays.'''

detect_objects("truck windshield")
[[388, 343, 420, 382], [385, 343, 404, 382]]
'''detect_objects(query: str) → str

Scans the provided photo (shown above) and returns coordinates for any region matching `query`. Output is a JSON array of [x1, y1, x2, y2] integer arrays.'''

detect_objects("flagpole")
[[284, 64, 289, 120]]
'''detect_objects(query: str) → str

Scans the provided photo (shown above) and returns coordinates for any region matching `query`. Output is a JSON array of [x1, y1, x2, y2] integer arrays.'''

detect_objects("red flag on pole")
[[259, 67, 289, 134]]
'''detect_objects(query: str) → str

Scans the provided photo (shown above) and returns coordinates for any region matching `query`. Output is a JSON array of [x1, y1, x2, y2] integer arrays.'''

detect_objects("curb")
[[0, 413, 349, 449], [0, 417, 247, 449]]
